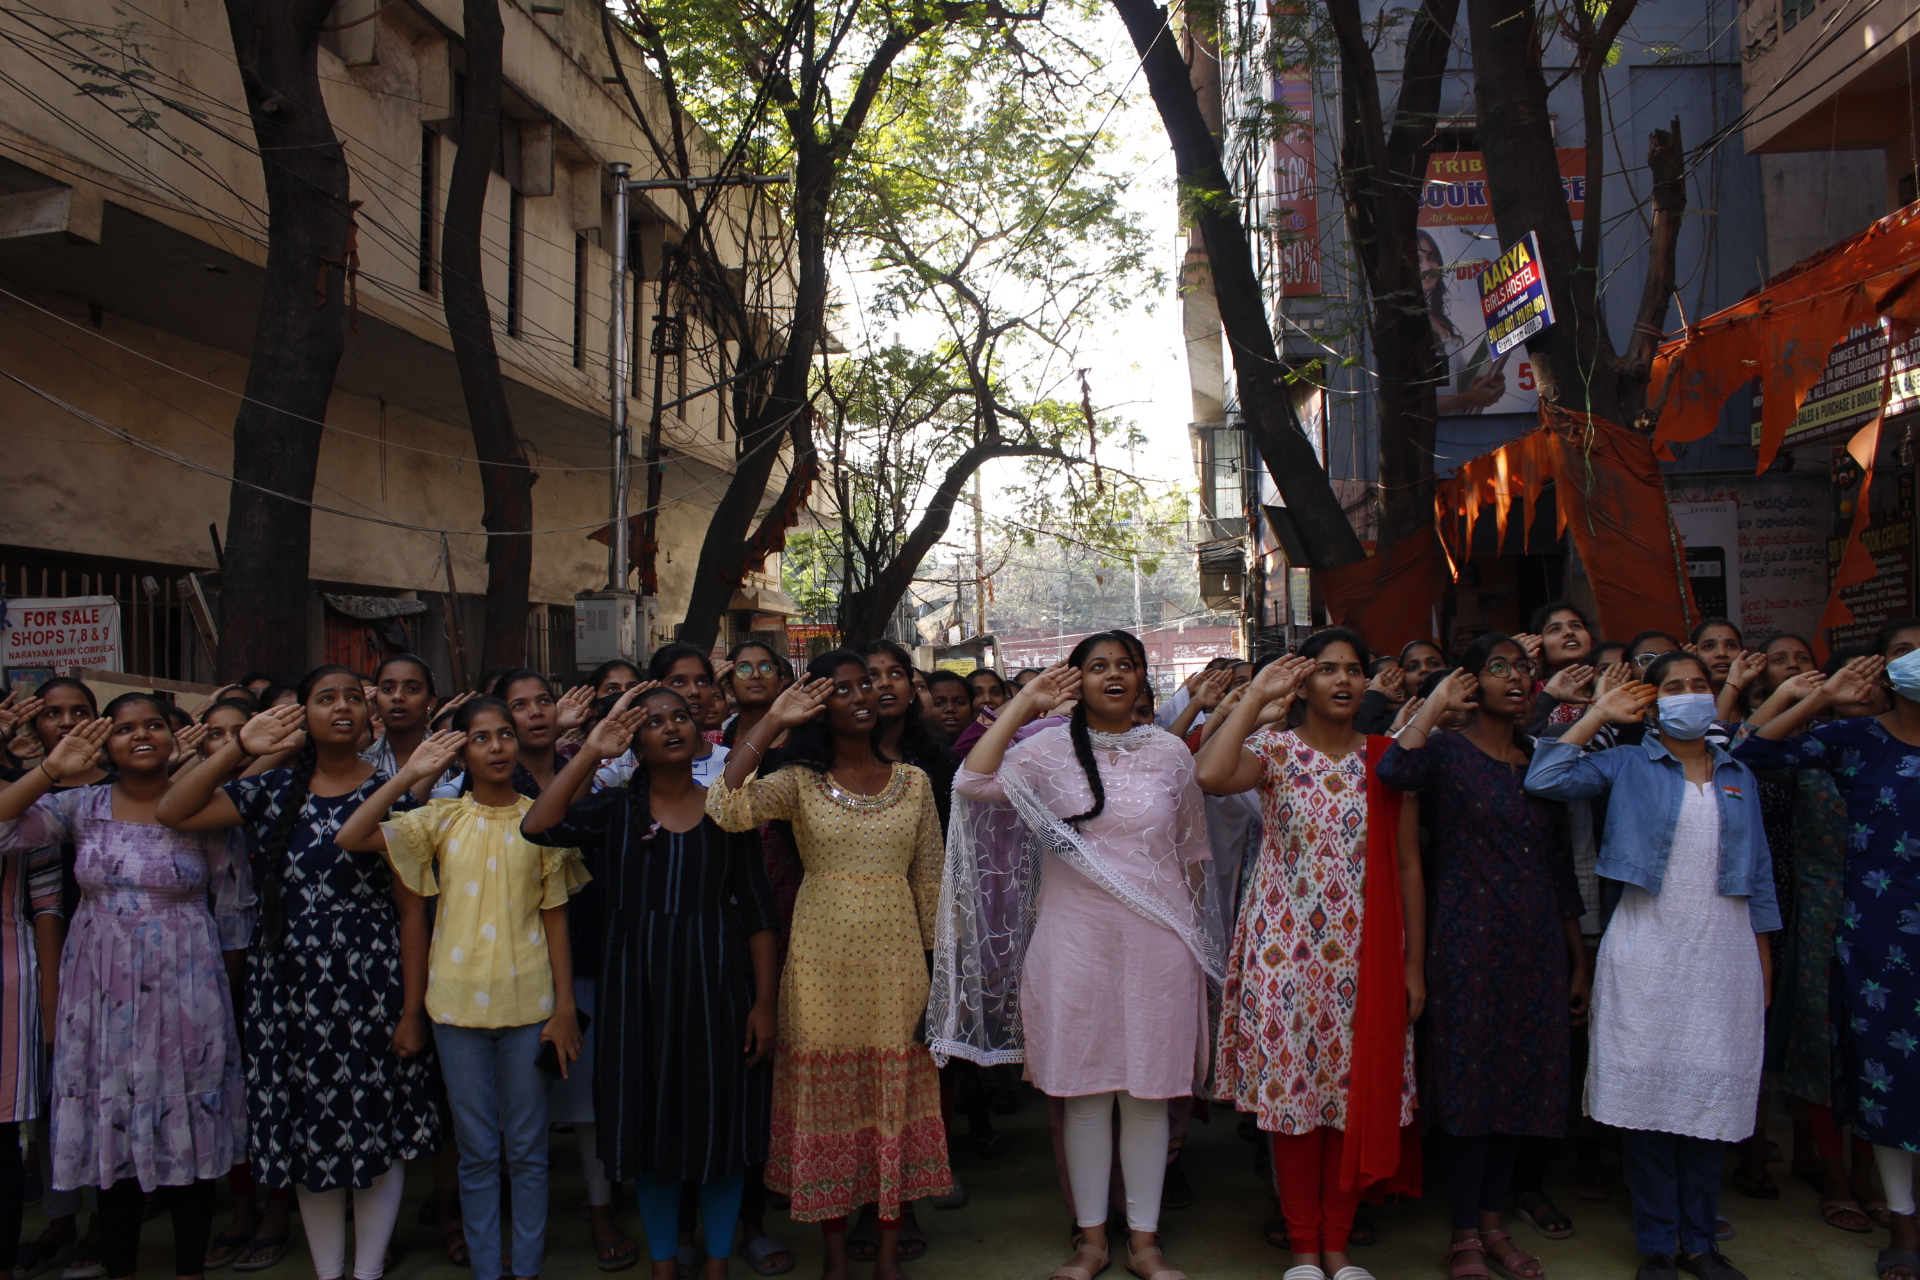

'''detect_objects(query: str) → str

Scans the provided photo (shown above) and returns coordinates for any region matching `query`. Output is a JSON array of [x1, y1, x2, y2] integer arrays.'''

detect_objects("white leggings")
[[1878, 1144, 1918, 1217], [1062, 1091, 1170, 1234], [577, 1121, 614, 1208], [296, 1164, 407, 1280]]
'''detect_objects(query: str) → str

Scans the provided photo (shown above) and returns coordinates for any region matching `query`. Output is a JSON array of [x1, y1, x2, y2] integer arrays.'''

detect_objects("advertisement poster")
[[1752, 320, 1920, 448], [1478, 231, 1556, 357], [1271, 70, 1319, 296], [1420, 150, 1586, 417], [1667, 478, 1829, 641], [1828, 450, 1916, 649], [2, 596, 122, 676]]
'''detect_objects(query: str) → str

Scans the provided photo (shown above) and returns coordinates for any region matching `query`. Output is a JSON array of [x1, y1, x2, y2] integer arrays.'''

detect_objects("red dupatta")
[[1337, 734, 1420, 1195]]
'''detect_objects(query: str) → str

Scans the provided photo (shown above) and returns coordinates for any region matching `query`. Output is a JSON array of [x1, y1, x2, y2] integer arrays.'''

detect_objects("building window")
[[417, 128, 436, 293], [506, 191, 524, 338], [573, 233, 588, 368]]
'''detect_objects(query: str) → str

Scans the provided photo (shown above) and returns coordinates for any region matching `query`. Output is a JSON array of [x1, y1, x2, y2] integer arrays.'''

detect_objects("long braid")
[[1065, 698, 1107, 825], [257, 735, 317, 952], [630, 758, 653, 845]]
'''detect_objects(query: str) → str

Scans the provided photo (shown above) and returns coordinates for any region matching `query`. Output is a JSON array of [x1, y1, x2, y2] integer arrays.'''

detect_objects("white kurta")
[[1586, 783, 1765, 1141]]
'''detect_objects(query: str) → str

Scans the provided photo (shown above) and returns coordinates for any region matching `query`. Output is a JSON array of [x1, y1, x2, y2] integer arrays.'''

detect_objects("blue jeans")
[[434, 1022, 551, 1280], [1622, 1128, 1724, 1257]]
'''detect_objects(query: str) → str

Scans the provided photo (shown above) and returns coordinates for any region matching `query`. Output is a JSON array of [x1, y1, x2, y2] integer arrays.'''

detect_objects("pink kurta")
[[954, 725, 1212, 1099]]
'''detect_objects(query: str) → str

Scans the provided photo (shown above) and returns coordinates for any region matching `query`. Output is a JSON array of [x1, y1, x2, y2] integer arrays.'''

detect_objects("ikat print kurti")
[[707, 764, 952, 1220], [1216, 730, 1416, 1135], [226, 772, 441, 1191], [1735, 718, 1920, 1147]]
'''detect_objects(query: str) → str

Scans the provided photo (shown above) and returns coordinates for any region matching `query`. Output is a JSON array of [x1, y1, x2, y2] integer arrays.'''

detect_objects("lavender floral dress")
[[0, 786, 244, 1191]]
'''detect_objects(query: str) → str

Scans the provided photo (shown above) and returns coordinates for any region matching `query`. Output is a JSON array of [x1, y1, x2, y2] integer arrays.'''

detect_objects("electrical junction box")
[[574, 591, 637, 668]]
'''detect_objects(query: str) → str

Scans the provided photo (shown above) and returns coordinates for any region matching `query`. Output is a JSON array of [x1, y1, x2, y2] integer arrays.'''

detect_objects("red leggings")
[[1271, 1128, 1363, 1255], [1806, 1102, 1877, 1166], [819, 1216, 901, 1236]]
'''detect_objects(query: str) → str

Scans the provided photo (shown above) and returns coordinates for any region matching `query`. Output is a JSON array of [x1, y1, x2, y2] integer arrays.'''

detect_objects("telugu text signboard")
[[1478, 231, 1555, 358], [2, 597, 122, 676], [1419, 150, 1585, 418]]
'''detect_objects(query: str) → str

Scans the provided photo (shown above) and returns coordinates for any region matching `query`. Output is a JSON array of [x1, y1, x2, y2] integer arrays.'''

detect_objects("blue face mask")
[[1890, 649, 1920, 700], [1656, 692, 1718, 741]]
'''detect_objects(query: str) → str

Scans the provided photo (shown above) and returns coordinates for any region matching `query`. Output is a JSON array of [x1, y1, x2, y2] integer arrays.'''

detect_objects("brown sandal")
[[439, 1219, 470, 1268]]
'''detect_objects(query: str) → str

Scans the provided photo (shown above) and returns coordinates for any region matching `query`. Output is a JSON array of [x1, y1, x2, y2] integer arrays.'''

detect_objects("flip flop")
[[1821, 1200, 1874, 1234], [1731, 1168, 1780, 1200], [845, 1207, 879, 1262], [15, 1239, 70, 1280], [1263, 1219, 1291, 1250], [593, 1234, 639, 1273], [231, 1235, 290, 1274], [898, 1211, 928, 1263], [740, 1236, 795, 1277], [205, 1233, 252, 1271], [676, 1244, 700, 1280]]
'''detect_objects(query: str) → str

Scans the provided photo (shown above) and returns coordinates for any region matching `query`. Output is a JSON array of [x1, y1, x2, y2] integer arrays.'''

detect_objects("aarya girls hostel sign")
[[1479, 231, 1556, 357], [2, 597, 122, 676]]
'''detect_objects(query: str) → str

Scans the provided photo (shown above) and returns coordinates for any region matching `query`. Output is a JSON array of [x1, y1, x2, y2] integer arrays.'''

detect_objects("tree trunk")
[[1111, 0, 1364, 570], [1467, 0, 1620, 422], [216, 0, 354, 680], [835, 441, 1066, 644], [1325, 0, 1460, 547], [442, 0, 534, 671]]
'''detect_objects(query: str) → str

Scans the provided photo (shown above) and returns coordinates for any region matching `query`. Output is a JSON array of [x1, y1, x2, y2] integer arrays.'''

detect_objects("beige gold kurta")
[[707, 763, 952, 1219]]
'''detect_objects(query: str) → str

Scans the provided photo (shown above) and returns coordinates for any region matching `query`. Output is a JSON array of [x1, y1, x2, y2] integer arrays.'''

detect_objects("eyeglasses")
[[736, 661, 782, 675], [1633, 652, 1663, 669], [1483, 658, 1534, 677]]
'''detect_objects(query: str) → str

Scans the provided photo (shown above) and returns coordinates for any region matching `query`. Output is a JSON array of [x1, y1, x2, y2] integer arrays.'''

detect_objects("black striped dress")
[[526, 786, 779, 1185]]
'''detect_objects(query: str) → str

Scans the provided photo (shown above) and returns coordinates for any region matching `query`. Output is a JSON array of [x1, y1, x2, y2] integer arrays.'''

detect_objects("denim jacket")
[[1524, 735, 1781, 932]]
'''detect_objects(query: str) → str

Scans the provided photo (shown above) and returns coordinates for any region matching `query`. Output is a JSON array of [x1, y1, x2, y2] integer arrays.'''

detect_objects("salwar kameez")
[[708, 765, 951, 1220]]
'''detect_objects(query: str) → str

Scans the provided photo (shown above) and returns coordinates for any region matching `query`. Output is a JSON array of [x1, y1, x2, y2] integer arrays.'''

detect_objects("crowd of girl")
[[0, 606, 1912, 1280]]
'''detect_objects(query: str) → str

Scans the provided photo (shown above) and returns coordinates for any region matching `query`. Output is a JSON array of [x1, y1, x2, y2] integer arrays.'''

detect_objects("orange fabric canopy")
[[1321, 406, 1697, 652], [1649, 202, 1920, 473]]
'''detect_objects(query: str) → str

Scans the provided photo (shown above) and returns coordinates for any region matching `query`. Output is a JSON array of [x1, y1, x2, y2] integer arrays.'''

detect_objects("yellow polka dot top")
[[382, 795, 590, 1029]]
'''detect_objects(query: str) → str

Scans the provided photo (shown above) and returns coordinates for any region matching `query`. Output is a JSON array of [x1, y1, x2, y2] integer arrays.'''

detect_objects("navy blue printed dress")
[[225, 771, 441, 1190], [1735, 718, 1920, 1148]]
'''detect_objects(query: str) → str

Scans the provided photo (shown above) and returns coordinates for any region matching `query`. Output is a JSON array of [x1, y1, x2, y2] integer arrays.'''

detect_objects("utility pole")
[[1132, 552, 1143, 636], [607, 162, 631, 593], [972, 474, 986, 639]]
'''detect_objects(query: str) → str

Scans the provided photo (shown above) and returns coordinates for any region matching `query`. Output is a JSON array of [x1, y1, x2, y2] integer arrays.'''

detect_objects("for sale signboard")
[[2, 597, 122, 676], [1478, 231, 1555, 358]]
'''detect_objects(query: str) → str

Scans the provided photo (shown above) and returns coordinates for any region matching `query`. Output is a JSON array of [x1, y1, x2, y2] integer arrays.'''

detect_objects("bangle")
[[738, 741, 763, 761], [36, 760, 58, 785]]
